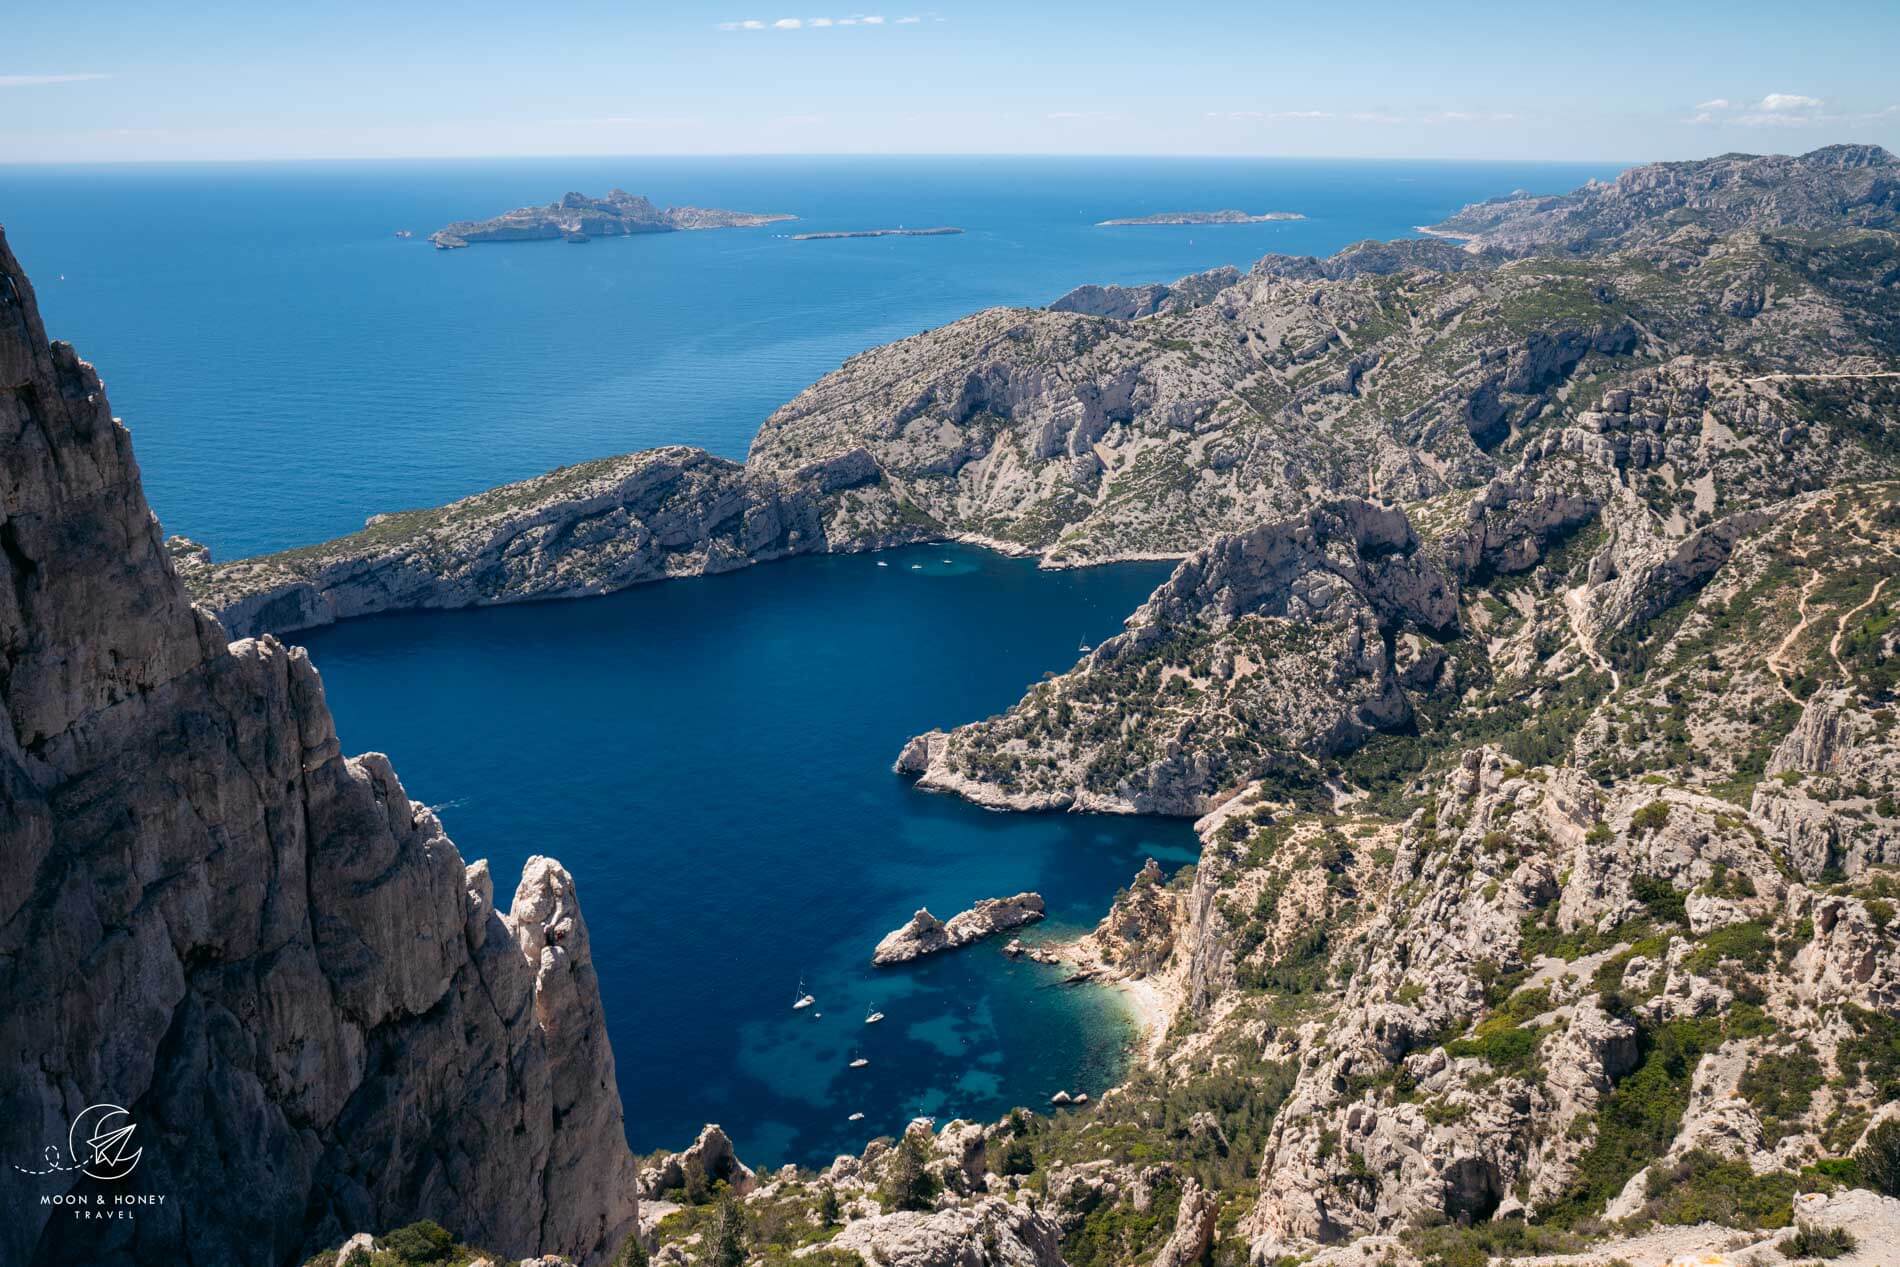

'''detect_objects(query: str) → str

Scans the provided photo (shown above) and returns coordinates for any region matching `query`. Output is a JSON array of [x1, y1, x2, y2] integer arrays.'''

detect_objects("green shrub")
[[1631, 801, 1672, 834], [611, 1232, 649, 1267], [1545, 1018, 1722, 1223], [880, 1133, 941, 1212], [1777, 1222, 1857, 1259], [1631, 874, 1687, 925], [380, 1221, 455, 1265], [1634, 1149, 1796, 1229], [1858, 1118, 1900, 1197], [708, 1194, 748, 1267], [1740, 1043, 1825, 1143], [1683, 920, 1773, 976]]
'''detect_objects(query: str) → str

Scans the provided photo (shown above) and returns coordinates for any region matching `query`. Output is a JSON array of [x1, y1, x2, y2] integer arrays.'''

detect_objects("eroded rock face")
[[1427, 144, 1900, 254], [0, 229, 638, 1267], [817, 1196, 1066, 1267], [873, 894, 1047, 965], [196, 447, 843, 640], [896, 499, 1458, 814], [639, 1124, 757, 1199]]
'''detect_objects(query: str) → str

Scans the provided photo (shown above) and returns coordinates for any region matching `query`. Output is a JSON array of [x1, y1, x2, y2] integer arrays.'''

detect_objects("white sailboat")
[[793, 976, 815, 1010], [848, 1112, 865, 1121], [865, 1005, 885, 1024], [848, 1055, 869, 1068]]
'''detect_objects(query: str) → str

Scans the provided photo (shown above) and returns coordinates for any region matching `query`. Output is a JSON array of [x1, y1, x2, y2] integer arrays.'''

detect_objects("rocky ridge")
[[0, 228, 640, 1267], [1426, 143, 1900, 254], [190, 147, 1900, 641]]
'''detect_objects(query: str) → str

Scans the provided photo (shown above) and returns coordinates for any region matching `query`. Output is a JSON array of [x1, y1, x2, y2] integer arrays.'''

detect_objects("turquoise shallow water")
[[0, 156, 1622, 557], [301, 545, 1195, 1167]]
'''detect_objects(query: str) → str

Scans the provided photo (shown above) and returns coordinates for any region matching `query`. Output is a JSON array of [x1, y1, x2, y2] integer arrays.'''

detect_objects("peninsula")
[[791, 226, 963, 240], [1097, 209, 1304, 226], [428, 188, 794, 248]]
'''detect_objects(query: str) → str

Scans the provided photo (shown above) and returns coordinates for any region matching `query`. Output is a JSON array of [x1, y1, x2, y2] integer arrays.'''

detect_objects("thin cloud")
[[717, 14, 917, 29], [1686, 91, 1837, 127], [0, 72, 111, 87], [1758, 92, 1822, 112]]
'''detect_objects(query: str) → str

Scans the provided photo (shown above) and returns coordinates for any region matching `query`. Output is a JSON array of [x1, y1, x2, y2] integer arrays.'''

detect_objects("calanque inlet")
[[5, 143, 1900, 1267]]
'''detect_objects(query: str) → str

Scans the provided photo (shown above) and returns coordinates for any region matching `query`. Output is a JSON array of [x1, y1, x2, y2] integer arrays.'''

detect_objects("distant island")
[[1096, 209, 1305, 226], [791, 226, 963, 241], [429, 188, 795, 249]]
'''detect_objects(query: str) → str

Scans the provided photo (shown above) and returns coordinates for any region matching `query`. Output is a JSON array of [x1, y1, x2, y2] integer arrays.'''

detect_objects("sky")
[[4, 0, 1899, 163]]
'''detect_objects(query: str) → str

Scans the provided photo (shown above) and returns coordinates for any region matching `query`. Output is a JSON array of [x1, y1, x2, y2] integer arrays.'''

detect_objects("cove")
[[299, 543, 1199, 1168]]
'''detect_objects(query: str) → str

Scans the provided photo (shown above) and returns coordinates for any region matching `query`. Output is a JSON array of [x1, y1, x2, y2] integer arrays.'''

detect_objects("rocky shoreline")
[[872, 894, 1047, 964]]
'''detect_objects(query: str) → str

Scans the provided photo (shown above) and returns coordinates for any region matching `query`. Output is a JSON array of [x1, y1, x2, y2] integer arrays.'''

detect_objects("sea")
[[0, 155, 1625, 1167]]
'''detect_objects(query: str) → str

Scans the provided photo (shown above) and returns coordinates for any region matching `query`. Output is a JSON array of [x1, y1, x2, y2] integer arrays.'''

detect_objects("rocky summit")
[[15, 143, 1900, 1267], [0, 227, 640, 1266]]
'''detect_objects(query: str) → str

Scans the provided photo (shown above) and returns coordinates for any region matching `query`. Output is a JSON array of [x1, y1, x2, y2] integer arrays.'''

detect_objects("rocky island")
[[428, 187, 794, 248], [792, 226, 963, 240], [1097, 209, 1305, 226], [17, 142, 1900, 1267], [872, 894, 1047, 964]]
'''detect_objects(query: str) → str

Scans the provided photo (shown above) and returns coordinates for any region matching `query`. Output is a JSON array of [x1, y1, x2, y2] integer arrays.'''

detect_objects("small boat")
[[865, 1006, 884, 1024], [877, 561, 889, 567], [848, 1112, 865, 1121], [814, 1012, 823, 1018], [793, 977, 815, 1010], [1078, 642, 1092, 653], [849, 1057, 869, 1069], [910, 563, 922, 570]]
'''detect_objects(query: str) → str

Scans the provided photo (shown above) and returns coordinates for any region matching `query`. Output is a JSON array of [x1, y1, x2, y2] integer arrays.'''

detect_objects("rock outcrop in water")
[[0, 227, 639, 1267], [872, 894, 1047, 964], [430, 188, 793, 248]]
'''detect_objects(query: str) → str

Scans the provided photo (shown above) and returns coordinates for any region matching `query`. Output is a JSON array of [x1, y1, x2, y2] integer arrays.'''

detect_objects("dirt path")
[[1768, 565, 1825, 703], [1830, 574, 1891, 674]]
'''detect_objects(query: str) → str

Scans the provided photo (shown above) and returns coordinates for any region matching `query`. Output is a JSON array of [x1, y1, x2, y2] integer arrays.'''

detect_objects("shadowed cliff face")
[[0, 227, 639, 1266]]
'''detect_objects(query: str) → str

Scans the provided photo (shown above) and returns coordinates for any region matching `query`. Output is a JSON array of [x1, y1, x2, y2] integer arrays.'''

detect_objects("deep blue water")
[[3, 156, 1630, 1167], [0, 157, 1623, 558], [301, 545, 1195, 1167]]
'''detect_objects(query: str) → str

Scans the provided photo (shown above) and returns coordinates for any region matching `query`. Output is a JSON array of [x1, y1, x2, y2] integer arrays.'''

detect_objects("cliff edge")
[[0, 227, 640, 1266]]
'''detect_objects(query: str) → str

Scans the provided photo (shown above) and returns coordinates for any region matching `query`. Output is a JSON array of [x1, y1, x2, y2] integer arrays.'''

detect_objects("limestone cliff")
[[0, 228, 639, 1266], [1427, 143, 1900, 254], [192, 152, 1900, 640], [190, 445, 884, 639]]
